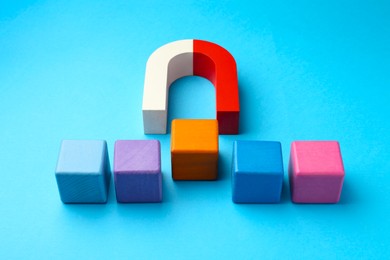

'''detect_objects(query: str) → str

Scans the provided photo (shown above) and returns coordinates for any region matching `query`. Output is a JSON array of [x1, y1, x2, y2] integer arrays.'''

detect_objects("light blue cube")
[[55, 140, 111, 203], [232, 141, 284, 203]]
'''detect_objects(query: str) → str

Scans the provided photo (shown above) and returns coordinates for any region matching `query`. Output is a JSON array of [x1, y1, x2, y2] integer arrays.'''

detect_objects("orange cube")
[[171, 119, 219, 180]]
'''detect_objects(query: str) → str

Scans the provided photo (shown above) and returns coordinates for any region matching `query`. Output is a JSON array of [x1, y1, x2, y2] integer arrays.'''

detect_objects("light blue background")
[[1, 1, 389, 259]]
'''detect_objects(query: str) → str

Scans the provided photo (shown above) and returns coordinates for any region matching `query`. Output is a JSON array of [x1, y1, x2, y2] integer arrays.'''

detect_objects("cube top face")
[[171, 119, 218, 154], [114, 140, 161, 174], [291, 141, 344, 176], [56, 140, 107, 174], [234, 141, 283, 175]]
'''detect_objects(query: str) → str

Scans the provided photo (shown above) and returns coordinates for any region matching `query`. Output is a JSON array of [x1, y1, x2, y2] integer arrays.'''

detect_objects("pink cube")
[[289, 141, 345, 203]]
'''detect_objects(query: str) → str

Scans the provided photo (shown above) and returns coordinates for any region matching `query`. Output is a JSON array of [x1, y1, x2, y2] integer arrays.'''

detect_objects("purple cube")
[[114, 140, 162, 203]]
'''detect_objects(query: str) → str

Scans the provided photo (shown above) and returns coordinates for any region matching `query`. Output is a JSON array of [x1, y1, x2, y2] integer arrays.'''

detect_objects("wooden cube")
[[55, 140, 111, 203], [171, 119, 218, 180], [289, 141, 345, 203], [232, 141, 284, 203], [114, 140, 162, 203]]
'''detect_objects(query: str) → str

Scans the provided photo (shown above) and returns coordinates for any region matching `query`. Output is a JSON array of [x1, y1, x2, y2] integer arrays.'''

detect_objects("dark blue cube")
[[232, 141, 284, 203]]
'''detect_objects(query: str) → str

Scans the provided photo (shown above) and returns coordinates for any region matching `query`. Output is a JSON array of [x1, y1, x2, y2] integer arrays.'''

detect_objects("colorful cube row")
[[55, 139, 162, 203], [170, 119, 345, 204], [231, 140, 345, 204], [55, 121, 345, 204], [54, 119, 218, 204]]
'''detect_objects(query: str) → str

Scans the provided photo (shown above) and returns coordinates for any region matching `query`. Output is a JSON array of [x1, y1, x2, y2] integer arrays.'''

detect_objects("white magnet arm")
[[142, 40, 194, 134]]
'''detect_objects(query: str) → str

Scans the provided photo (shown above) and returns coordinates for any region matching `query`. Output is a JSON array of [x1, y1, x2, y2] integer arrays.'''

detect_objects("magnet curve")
[[142, 39, 240, 135]]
